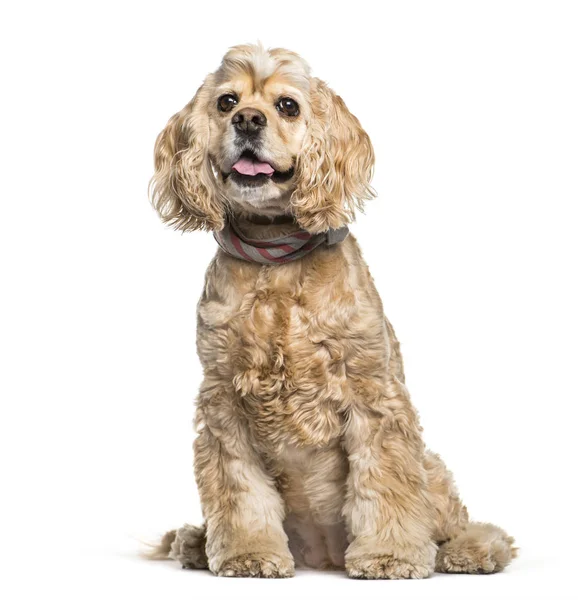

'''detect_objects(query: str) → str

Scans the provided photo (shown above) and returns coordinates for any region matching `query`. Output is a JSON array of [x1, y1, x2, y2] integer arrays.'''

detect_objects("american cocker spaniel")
[[148, 43, 516, 579]]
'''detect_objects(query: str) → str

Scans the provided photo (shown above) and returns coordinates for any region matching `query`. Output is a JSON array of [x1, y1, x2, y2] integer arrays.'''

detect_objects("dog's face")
[[206, 49, 310, 217], [151, 44, 375, 233]]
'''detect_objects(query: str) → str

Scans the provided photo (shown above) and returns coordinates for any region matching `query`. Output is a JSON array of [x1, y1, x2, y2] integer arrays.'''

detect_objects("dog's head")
[[150, 44, 375, 234]]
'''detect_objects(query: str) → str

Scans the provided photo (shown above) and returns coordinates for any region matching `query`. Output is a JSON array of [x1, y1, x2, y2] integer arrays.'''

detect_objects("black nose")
[[232, 108, 267, 135]]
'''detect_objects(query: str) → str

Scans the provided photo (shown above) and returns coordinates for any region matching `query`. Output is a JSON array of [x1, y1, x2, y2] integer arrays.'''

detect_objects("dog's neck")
[[214, 210, 349, 265], [231, 211, 302, 241]]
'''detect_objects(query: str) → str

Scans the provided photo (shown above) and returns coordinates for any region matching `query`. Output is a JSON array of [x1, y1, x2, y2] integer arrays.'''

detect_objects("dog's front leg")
[[343, 383, 437, 579], [194, 401, 294, 578]]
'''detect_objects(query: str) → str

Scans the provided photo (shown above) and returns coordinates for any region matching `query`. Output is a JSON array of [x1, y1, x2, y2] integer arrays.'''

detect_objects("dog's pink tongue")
[[232, 157, 275, 176]]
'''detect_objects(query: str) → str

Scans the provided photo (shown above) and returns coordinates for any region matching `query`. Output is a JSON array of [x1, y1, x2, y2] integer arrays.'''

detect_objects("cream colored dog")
[[149, 44, 516, 578]]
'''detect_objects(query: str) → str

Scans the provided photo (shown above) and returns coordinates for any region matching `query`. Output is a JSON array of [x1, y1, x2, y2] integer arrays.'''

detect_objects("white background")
[[1, 1, 577, 598]]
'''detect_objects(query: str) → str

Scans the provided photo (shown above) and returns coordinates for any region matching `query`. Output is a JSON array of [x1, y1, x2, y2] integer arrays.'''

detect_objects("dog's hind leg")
[[423, 451, 517, 574], [435, 521, 517, 574], [170, 524, 208, 569], [147, 524, 208, 569]]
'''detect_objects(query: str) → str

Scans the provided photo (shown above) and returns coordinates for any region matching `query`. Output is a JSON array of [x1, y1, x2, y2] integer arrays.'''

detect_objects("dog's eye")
[[276, 97, 299, 117], [217, 94, 239, 112]]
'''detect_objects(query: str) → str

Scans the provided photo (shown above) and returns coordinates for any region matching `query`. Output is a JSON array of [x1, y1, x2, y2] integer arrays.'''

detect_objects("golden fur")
[[148, 44, 516, 578]]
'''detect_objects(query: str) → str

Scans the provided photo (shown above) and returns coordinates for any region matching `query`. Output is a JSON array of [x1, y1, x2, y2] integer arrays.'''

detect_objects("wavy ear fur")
[[149, 78, 225, 232], [292, 79, 375, 233]]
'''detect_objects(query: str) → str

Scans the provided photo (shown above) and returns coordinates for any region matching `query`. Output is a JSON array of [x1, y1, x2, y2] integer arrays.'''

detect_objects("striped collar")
[[213, 218, 349, 265]]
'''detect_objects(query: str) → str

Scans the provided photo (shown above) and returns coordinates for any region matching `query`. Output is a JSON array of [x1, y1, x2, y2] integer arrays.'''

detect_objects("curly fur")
[[150, 78, 226, 231], [292, 79, 375, 233], [147, 43, 516, 579]]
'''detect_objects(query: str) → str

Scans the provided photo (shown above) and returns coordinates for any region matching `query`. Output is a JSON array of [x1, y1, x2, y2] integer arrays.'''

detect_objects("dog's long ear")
[[149, 78, 225, 232], [292, 79, 375, 233]]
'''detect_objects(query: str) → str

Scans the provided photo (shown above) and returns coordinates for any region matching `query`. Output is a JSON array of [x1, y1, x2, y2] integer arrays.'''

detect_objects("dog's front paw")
[[346, 554, 434, 579], [345, 544, 435, 579], [217, 553, 295, 578]]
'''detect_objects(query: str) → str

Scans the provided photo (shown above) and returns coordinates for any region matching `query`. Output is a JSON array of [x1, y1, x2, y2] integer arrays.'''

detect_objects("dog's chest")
[[233, 288, 351, 446], [197, 248, 386, 448]]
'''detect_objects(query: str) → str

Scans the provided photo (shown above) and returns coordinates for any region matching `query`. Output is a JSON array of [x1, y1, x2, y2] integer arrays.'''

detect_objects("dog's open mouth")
[[225, 150, 294, 187], [232, 152, 275, 177]]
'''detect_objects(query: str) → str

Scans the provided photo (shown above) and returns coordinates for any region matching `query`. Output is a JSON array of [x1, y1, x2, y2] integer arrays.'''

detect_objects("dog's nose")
[[232, 108, 267, 135]]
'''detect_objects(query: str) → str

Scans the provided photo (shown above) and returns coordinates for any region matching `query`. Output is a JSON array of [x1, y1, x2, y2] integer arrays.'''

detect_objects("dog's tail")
[[141, 529, 177, 560], [142, 524, 208, 569]]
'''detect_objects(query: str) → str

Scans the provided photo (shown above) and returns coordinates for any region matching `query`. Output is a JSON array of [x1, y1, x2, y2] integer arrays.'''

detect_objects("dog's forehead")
[[214, 44, 311, 94]]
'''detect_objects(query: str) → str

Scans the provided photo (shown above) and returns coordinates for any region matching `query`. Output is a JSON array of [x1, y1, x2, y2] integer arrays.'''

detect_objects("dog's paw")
[[171, 524, 208, 569], [435, 522, 517, 574], [346, 554, 434, 580], [217, 553, 295, 578]]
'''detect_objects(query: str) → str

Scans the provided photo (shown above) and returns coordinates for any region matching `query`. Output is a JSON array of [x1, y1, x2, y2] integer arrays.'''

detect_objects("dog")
[[148, 43, 516, 578]]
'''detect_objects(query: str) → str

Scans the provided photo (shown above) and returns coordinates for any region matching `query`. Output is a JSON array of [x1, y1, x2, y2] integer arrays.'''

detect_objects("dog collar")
[[213, 219, 349, 265]]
